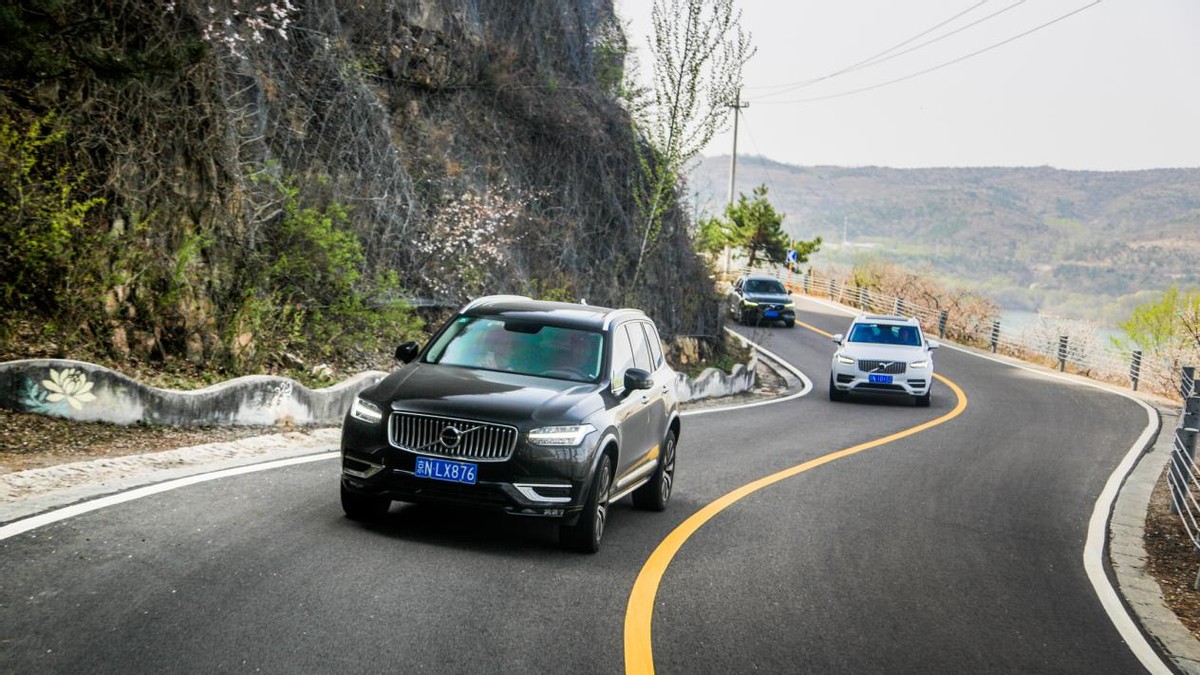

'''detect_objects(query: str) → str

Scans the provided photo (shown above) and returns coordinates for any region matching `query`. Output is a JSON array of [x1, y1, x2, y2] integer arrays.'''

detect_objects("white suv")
[[829, 314, 939, 407]]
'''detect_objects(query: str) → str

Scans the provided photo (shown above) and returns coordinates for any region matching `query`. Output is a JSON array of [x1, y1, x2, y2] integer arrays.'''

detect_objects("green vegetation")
[[227, 173, 422, 370], [1116, 287, 1200, 354], [0, 1, 732, 383], [0, 111, 105, 335], [625, 0, 754, 292], [698, 185, 821, 269]]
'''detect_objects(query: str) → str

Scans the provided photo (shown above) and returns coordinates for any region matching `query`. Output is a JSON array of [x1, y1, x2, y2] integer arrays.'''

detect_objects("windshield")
[[745, 279, 786, 294], [425, 316, 604, 382], [848, 323, 922, 347]]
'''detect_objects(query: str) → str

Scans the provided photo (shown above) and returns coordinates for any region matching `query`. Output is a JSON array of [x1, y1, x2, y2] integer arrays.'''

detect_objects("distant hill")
[[690, 156, 1200, 324]]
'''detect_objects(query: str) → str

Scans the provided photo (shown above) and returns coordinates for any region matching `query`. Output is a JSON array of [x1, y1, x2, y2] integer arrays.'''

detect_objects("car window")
[[746, 279, 785, 294], [610, 324, 637, 391], [627, 322, 654, 372], [641, 322, 665, 370], [848, 322, 922, 346], [426, 316, 603, 381]]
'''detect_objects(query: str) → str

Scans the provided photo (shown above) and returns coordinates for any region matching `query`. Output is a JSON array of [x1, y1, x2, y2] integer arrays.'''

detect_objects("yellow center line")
[[623, 323, 968, 675]]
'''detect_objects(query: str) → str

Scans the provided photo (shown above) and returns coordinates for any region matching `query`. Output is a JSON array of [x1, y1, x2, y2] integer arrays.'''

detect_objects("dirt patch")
[[0, 408, 294, 474], [1144, 462, 1200, 639]]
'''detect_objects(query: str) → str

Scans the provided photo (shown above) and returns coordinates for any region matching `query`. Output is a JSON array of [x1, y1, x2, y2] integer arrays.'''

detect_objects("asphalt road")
[[0, 298, 1161, 673]]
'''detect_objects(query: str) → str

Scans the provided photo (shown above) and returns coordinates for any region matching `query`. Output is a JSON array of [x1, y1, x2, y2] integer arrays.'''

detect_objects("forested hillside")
[[693, 156, 1200, 323], [1, 0, 716, 379]]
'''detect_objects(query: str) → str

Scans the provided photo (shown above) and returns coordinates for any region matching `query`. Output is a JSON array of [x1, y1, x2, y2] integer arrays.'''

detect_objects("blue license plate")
[[763, 310, 779, 318], [415, 456, 478, 485], [868, 374, 893, 384]]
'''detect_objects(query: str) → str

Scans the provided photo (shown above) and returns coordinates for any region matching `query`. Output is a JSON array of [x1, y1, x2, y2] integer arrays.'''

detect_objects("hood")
[[365, 363, 604, 428], [840, 343, 929, 362]]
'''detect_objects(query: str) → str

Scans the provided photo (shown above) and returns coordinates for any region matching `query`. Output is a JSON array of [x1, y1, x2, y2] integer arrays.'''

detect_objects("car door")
[[727, 277, 742, 317], [609, 322, 657, 491], [636, 321, 674, 441]]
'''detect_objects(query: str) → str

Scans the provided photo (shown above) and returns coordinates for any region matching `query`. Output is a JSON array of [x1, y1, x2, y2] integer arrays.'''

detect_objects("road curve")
[[0, 298, 1163, 674]]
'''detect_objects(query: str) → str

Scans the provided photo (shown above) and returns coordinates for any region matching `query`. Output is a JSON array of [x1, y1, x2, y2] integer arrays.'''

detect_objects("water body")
[[999, 309, 1124, 344]]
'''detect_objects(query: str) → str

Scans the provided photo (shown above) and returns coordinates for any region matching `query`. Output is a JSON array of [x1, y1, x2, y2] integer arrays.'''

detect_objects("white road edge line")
[[803, 295, 1169, 674], [0, 452, 339, 541]]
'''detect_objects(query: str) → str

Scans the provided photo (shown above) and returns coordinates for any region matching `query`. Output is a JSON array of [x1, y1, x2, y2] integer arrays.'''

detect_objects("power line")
[[749, 0, 996, 98], [757, 1, 1102, 106], [740, 113, 782, 197]]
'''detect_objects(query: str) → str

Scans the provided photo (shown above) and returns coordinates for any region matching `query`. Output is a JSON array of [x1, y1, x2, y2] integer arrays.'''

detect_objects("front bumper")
[[340, 418, 595, 520], [831, 367, 931, 396], [742, 304, 795, 323]]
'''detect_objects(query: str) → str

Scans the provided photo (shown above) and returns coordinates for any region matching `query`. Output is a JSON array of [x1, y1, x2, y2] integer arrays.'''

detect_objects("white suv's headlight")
[[529, 424, 596, 446], [349, 396, 383, 424], [910, 359, 930, 369], [835, 353, 855, 365]]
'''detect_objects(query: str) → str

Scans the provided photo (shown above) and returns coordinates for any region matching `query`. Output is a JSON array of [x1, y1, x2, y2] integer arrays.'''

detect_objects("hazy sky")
[[616, 0, 1199, 170]]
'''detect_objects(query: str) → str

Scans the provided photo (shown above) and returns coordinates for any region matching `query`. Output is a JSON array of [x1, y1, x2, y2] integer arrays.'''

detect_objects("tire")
[[828, 373, 848, 402], [633, 431, 676, 511], [561, 454, 613, 554], [341, 484, 390, 522], [915, 390, 932, 407], [784, 318, 795, 328]]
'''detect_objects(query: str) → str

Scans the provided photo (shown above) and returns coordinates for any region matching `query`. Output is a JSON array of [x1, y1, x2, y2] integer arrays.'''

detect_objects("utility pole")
[[724, 89, 748, 275]]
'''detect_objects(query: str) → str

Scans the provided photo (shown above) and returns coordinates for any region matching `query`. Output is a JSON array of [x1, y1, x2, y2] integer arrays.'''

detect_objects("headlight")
[[783, 302, 795, 309], [528, 424, 596, 447], [349, 396, 383, 424], [836, 353, 855, 365], [741, 300, 758, 307], [910, 359, 930, 369]]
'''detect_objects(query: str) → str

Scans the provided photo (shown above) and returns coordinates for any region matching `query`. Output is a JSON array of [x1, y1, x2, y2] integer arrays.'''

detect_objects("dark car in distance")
[[339, 295, 681, 552], [728, 274, 796, 327]]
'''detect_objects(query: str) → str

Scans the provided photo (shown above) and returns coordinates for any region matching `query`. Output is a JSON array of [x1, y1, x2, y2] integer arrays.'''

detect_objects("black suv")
[[728, 274, 796, 327], [339, 295, 681, 552]]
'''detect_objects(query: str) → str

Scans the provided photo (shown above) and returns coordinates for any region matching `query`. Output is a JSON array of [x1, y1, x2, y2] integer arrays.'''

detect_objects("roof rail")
[[460, 295, 532, 313]]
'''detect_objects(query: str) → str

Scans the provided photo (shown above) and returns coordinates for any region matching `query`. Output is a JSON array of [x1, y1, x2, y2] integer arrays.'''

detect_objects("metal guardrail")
[[745, 266, 1186, 399], [1166, 367, 1200, 577]]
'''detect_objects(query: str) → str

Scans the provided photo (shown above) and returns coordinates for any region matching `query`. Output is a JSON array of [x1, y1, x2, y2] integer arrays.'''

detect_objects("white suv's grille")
[[389, 412, 517, 461], [858, 360, 906, 375]]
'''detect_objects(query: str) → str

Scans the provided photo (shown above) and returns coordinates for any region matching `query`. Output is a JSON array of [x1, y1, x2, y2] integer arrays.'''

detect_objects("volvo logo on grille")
[[440, 426, 464, 449]]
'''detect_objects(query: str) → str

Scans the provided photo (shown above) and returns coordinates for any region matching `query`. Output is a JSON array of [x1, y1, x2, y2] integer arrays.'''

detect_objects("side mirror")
[[395, 341, 420, 363], [624, 367, 654, 391], [927, 340, 940, 350], [831, 333, 844, 345]]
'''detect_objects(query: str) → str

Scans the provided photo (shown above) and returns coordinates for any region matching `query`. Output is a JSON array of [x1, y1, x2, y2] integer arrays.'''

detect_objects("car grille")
[[389, 412, 517, 462], [858, 360, 907, 374]]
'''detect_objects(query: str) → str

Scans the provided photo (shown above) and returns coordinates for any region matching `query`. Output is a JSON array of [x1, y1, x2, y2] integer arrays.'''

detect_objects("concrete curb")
[[1112, 405, 1200, 674], [0, 359, 386, 427], [0, 355, 755, 427], [676, 353, 757, 402]]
